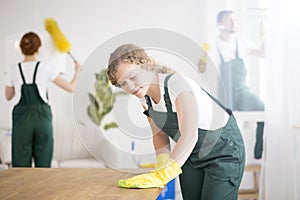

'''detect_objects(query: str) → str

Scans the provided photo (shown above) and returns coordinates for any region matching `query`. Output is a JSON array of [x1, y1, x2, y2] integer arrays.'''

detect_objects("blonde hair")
[[107, 44, 175, 87]]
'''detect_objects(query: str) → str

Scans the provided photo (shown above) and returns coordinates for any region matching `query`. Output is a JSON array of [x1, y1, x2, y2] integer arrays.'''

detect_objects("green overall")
[[12, 62, 53, 167], [218, 40, 265, 159], [143, 74, 245, 200]]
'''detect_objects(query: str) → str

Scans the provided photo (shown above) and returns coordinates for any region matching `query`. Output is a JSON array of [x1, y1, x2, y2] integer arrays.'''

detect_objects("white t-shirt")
[[205, 35, 257, 88], [140, 73, 229, 130], [215, 36, 256, 66], [5, 61, 60, 103]]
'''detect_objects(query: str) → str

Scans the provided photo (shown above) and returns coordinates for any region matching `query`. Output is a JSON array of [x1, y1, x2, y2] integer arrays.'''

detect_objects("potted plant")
[[87, 69, 126, 130]]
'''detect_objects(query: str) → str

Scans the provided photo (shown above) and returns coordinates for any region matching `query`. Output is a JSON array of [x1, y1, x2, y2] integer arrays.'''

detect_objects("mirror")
[[198, 9, 266, 112]]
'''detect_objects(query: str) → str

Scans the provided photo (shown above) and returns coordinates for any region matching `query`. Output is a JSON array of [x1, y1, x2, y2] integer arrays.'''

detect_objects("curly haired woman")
[[107, 43, 245, 200]]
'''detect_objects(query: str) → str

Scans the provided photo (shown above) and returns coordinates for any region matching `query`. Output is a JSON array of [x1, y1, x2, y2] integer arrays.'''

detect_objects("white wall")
[[0, 0, 211, 166], [0, 0, 208, 127], [0, 0, 264, 166]]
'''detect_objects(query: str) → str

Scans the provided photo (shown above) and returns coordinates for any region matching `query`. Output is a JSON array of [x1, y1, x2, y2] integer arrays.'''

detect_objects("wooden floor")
[[0, 168, 162, 200]]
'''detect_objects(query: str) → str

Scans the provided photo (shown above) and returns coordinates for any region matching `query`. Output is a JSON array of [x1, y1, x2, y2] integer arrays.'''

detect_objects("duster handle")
[[68, 52, 77, 62]]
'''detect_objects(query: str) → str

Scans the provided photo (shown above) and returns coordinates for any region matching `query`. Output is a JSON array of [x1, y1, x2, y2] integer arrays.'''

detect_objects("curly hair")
[[19, 32, 41, 56], [107, 44, 175, 87]]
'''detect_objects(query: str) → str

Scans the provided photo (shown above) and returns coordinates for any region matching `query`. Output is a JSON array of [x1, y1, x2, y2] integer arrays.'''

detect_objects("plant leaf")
[[104, 122, 118, 130], [88, 93, 99, 110], [87, 105, 101, 125]]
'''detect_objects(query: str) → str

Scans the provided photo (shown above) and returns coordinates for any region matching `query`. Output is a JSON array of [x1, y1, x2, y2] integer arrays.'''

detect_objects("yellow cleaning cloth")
[[118, 155, 182, 189], [139, 163, 157, 168], [118, 172, 165, 188]]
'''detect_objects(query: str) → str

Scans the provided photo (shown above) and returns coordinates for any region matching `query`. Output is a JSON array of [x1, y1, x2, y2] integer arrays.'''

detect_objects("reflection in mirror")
[[198, 9, 266, 112]]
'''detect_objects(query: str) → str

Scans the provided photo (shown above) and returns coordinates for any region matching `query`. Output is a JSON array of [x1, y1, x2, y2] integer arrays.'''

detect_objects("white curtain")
[[264, 0, 300, 199]]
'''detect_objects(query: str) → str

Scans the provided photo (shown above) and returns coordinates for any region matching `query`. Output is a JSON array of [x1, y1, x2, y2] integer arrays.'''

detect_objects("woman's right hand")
[[74, 61, 81, 73]]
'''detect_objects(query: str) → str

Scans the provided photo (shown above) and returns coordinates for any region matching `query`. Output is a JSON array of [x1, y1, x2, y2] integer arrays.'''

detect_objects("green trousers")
[[179, 115, 245, 200], [12, 62, 53, 167]]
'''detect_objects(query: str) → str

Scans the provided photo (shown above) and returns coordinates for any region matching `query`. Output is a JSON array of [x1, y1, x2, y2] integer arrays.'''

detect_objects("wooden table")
[[0, 168, 162, 200]]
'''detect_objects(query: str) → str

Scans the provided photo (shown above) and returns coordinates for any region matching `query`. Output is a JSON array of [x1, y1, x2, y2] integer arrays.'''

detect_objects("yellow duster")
[[44, 18, 76, 61]]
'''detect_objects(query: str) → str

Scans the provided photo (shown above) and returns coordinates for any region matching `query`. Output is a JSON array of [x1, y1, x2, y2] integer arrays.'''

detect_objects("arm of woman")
[[141, 103, 170, 155], [52, 61, 81, 92], [250, 43, 265, 58], [170, 91, 199, 167], [118, 93, 197, 188], [5, 86, 15, 101], [148, 117, 171, 155]]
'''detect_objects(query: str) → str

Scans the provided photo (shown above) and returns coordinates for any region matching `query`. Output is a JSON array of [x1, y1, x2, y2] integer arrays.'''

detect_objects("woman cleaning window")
[[5, 32, 80, 167]]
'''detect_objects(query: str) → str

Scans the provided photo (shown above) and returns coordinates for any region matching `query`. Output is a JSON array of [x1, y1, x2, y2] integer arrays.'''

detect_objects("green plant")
[[87, 69, 126, 130]]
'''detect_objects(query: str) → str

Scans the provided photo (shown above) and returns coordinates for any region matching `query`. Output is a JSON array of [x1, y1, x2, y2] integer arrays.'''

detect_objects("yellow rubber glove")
[[139, 153, 170, 169], [201, 42, 210, 63], [198, 42, 210, 73], [118, 155, 182, 189], [156, 153, 170, 168]]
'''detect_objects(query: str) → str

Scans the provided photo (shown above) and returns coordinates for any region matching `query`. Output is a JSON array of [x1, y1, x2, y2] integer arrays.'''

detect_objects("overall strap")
[[144, 95, 152, 109], [163, 74, 174, 112], [18, 63, 26, 84], [217, 45, 225, 64], [32, 61, 48, 100], [144, 74, 174, 112], [201, 88, 232, 115], [235, 38, 239, 59], [32, 61, 40, 83]]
